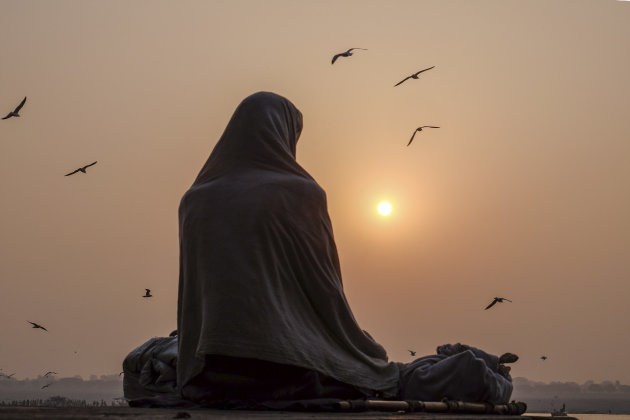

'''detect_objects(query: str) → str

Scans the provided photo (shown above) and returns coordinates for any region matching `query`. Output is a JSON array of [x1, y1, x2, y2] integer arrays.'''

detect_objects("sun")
[[377, 201, 392, 216]]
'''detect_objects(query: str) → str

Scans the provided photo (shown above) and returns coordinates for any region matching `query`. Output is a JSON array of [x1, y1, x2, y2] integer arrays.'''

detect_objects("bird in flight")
[[408, 350, 416, 357], [541, 356, 548, 361], [1, 373, 16, 379], [143, 289, 152, 298], [407, 126, 440, 146], [394, 66, 435, 87], [44, 371, 58, 377], [485, 297, 512, 310], [41, 383, 52, 389], [27, 321, 48, 331], [331, 48, 367, 64], [2, 97, 27, 120], [65, 161, 97, 176]]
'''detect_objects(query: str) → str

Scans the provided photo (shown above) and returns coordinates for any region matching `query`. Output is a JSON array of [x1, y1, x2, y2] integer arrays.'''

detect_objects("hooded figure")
[[177, 92, 401, 402], [123, 92, 513, 406]]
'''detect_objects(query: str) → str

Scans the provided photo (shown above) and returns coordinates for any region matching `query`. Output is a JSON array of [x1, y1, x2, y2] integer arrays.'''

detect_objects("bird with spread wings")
[[485, 297, 512, 310], [394, 66, 435, 87], [27, 321, 48, 331], [2, 97, 27, 120], [331, 48, 367, 64], [65, 161, 97, 176], [407, 126, 440, 146]]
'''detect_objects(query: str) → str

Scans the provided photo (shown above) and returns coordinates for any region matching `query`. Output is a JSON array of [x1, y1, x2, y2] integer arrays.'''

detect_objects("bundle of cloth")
[[123, 336, 177, 400], [122, 92, 514, 407], [123, 337, 515, 406]]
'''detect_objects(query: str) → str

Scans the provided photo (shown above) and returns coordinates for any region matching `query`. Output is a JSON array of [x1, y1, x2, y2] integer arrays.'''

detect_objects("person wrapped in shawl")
[[124, 92, 514, 406]]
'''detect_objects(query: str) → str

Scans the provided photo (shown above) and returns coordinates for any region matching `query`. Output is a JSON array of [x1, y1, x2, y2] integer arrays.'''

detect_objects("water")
[[529, 415, 630, 420]]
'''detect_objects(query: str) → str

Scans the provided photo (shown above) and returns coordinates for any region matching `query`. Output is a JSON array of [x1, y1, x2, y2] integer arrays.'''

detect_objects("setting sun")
[[377, 201, 392, 216]]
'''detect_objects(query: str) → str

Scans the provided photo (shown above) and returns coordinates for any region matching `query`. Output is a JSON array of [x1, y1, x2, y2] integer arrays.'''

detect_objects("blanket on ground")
[[123, 337, 512, 404]]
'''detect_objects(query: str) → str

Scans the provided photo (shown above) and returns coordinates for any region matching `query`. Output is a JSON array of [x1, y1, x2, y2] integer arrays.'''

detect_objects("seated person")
[[123, 92, 514, 406]]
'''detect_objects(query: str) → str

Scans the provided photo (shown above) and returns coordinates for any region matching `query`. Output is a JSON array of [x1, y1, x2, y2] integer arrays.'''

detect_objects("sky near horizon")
[[1, 0, 629, 385]]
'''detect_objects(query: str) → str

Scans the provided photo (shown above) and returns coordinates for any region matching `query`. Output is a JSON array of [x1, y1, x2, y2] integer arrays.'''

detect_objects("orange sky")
[[1, 0, 629, 384]]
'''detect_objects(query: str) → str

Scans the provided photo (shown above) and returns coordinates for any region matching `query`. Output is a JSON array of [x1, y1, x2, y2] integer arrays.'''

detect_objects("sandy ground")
[[0, 407, 569, 420]]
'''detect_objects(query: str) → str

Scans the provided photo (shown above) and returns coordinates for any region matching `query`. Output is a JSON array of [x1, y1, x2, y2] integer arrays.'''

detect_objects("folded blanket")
[[398, 343, 513, 404], [123, 337, 512, 405], [123, 336, 178, 399]]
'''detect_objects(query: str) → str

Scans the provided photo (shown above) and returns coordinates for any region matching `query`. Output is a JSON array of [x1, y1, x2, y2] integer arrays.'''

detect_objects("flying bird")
[[541, 356, 548, 361], [65, 161, 97, 176], [331, 48, 367, 65], [41, 383, 52, 389], [2, 97, 27, 120], [27, 321, 48, 331], [1, 373, 15, 379], [408, 350, 416, 357], [485, 297, 512, 310], [44, 371, 58, 377], [407, 126, 440, 146], [143, 289, 152, 298], [394, 66, 435, 87]]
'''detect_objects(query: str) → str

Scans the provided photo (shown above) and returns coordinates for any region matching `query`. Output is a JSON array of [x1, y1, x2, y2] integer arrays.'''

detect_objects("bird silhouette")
[[541, 356, 548, 361], [41, 383, 52, 389], [2, 97, 27, 120], [143, 289, 152, 298], [65, 161, 97, 176], [331, 48, 367, 64], [1, 373, 15, 379], [27, 321, 48, 331], [408, 350, 416, 357], [485, 297, 512, 310], [394, 66, 435, 87], [407, 126, 440, 146], [44, 371, 57, 377]]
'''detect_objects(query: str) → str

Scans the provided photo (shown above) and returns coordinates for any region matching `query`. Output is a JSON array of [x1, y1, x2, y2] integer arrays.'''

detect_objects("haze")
[[1, 0, 629, 385]]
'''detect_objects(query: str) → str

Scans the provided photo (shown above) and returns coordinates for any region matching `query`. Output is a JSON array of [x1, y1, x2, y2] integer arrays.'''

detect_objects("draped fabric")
[[398, 344, 513, 404], [122, 337, 513, 405], [177, 92, 401, 398], [123, 336, 178, 400]]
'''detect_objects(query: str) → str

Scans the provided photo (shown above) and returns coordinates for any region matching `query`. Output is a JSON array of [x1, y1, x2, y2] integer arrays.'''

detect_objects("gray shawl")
[[177, 92, 400, 397]]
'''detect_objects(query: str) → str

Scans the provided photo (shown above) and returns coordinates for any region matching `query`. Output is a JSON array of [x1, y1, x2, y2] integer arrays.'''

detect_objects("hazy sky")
[[1, 0, 629, 385]]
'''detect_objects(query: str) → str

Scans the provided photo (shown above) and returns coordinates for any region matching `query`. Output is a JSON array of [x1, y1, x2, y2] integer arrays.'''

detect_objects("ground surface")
[[0, 407, 573, 420]]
